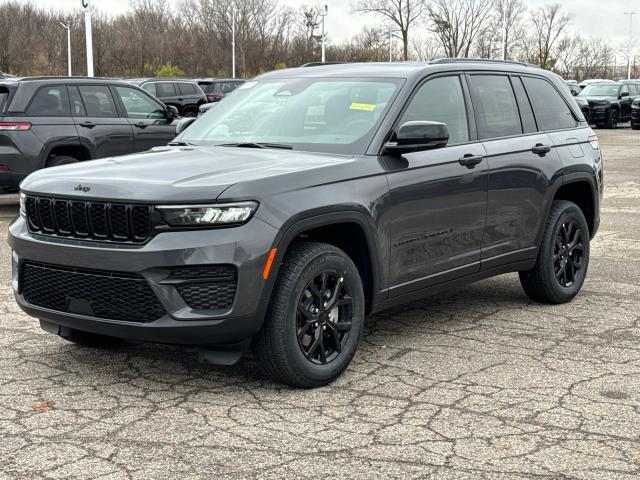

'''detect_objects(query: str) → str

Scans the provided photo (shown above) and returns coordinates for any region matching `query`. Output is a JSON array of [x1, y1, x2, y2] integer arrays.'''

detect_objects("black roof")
[[258, 59, 544, 82]]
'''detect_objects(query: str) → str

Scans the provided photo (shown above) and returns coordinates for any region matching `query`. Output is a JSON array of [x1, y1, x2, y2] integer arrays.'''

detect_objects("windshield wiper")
[[217, 142, 293, 150]]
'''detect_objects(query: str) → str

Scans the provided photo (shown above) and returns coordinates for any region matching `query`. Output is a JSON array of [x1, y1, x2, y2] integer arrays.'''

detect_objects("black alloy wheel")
[[296, 270, 353, 365], [553, 219, 584, 288]]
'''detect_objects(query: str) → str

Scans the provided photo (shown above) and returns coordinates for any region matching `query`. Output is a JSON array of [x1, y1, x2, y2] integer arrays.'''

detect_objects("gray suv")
[[0, 77, 178, 191], [9, 60, 603, 387]]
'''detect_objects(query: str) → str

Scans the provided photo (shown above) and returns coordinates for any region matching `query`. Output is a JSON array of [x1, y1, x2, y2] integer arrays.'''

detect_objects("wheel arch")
[[42, 142, 91, 168], [263, 210, 385, 315]]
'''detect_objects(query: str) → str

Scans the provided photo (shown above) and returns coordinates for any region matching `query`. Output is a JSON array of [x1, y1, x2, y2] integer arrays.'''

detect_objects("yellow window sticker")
[[349, 102, 376, 112]]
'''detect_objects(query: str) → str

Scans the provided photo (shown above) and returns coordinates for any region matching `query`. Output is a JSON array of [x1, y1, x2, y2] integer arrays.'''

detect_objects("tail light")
[[588, 135, 599, 150], [207, 95, 221, 102], [0, 122, 31, 131], [0, 164, 8, 171]]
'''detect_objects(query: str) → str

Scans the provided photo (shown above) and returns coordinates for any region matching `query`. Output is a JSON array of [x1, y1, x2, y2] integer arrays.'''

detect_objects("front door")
[[386, 75, 488, 297], [112, 85, 176, 152], [70, 84, 134, 159]]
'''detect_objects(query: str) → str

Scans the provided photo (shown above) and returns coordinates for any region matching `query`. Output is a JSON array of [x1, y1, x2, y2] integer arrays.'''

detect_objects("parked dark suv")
[[0, 77, 178, 191], [129, 78, 207, 117], [9, 60, 603, 387], [578, 80, 640, 128], [195, 78, 245, 103], [632, 97, 640, 129]]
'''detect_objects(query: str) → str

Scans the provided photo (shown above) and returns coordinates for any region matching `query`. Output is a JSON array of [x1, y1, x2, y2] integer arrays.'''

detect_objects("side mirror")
[[165, 105, 179, 119], [384, 121, 449, 155], [175, 117, 196, 135]]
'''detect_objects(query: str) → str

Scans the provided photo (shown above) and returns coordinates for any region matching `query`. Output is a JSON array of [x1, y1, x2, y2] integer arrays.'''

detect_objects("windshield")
[[179, 77, 403, 154], [580, 84, 620, 97]]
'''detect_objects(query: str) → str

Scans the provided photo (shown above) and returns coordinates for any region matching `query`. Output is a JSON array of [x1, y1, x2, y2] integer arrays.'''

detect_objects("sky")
[[10, 0, 638, 48]]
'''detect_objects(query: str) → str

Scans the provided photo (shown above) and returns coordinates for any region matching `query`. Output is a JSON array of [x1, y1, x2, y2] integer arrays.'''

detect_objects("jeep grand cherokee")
[[9, 60, 603, 387]]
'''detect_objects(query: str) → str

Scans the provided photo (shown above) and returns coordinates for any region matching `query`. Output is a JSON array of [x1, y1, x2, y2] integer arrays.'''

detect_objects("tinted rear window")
[[0, 87, 9, 113], [178, 82, 196, 95], [469, 75, 522, 139], [27, 86, 70, 117], [522, 77, 577, 131], [155, 82, 176, 97]]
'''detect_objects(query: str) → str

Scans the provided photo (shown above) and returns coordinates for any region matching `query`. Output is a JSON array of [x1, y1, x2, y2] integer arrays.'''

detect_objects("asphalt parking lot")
[[1, 127, 639, 479]]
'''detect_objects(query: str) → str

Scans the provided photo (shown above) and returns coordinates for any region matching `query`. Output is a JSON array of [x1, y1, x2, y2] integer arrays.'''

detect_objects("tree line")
[[0, 0, 635, 81]]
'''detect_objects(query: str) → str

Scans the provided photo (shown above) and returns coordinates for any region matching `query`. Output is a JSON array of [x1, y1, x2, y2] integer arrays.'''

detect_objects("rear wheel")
[[632, 122, 640, 130], [519, 200, 590, 304], [253, 242, 365, 388], [182, 108, 198, 118], [45, 155, 78, 168]]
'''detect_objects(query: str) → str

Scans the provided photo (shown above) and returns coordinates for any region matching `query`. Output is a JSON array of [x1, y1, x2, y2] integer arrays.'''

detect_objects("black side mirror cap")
[[384, 121, 449, 155], [166, 105, 179, 119]]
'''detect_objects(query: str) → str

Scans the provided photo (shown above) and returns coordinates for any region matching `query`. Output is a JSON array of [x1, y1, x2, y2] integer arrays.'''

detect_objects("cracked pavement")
[[1, 128, 639, 479]]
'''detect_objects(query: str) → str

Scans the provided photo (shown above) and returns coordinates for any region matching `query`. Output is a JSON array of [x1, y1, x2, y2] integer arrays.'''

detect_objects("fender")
[[40, 140, 89, 169], [253, 208, 386, 322], [536, 168, 599, 246]]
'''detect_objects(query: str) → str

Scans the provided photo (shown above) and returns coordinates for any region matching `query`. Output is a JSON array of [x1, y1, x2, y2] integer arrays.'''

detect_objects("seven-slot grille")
[[25, 195, 152, 243], [21, 262, 167, 323]]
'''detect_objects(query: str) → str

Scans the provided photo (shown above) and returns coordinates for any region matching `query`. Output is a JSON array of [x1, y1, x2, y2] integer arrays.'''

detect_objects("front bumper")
[[8, 215, 278, 345], [588, 106, 609, 124]]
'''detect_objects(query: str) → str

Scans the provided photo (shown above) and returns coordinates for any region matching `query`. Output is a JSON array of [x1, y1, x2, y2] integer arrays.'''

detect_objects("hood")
[[20, 145, 356, 203]]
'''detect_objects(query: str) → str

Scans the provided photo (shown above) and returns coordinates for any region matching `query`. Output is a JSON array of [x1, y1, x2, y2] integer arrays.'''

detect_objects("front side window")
[[115, 86, 165, 119], [469, 75, 522, 139], [77, 85, 118, 118], [180, 77, 402, 155], [27, 86, 70, 117], [523, 77, 577, 131], [155, 82, 176, 97], [399, 75, 469, 145], [620, 85, 629, 96]]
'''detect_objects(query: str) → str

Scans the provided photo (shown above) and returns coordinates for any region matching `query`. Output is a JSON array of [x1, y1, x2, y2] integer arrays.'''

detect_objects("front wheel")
[[253, 242, 365, 388], [606, 110, 619, 129], [519, 200, 590, 304]]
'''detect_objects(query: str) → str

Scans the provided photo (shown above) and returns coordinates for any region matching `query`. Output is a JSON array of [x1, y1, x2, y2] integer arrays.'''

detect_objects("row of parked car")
[[0, 76, 244, 191], [565, 79, 640, 130]]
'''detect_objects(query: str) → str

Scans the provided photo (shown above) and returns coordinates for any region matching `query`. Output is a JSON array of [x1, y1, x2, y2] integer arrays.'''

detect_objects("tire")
[[519, 200, 590, 304], [631, 122, 640, 130], [253, 242, 365, 388], [606, 109, 619, 129], [182, 108, 198, 118], [45, 155, 78, 168], [59, 328, 123, 348]]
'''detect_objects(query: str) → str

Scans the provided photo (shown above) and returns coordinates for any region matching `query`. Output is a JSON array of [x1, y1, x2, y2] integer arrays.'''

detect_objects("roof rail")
[[429, 58, 538, 68], [300, 62, 346, 67]]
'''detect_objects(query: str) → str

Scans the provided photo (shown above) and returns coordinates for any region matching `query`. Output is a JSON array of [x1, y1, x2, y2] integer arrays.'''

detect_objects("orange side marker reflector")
[[263, 248, 278, 280]]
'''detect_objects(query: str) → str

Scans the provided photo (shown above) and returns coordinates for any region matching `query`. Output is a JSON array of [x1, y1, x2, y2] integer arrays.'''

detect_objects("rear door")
[[386, 74, 488, 296], [153, 81, 180, 112], [112, 85, 176, 151], [467, 74, 561, 269], [71, 84, 134, 158]]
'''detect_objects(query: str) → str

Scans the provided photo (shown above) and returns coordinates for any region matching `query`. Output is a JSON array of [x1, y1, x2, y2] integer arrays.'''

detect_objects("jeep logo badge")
[[74, 185, 91, 192]]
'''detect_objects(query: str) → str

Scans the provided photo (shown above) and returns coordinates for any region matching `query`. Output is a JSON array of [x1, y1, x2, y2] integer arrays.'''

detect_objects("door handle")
[[532, 143, 552, 156], [458, 154, 483, 168], [79, 121, 95, 128], [133, 122, 148, 129]]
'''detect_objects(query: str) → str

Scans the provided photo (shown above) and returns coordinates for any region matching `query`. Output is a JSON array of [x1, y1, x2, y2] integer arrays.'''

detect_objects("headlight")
[[157, 201, 258, 227], [19, 192, 26, 217]]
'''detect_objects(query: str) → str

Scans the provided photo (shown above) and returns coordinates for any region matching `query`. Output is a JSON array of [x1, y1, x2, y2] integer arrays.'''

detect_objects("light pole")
[[81, 0, 93, 77], [389, 29, 392, 62], [319, 5, 328, 63], [60, 21, 71, 76], [231, 5, 236, 78], [624, 12, 636, 80], [501, 12, 507, 60]]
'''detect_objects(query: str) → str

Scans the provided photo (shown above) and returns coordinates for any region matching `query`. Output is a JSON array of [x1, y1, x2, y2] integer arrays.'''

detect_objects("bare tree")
[[530, 2, 571, 68], [427, 0, 493, 58], [353, 0, 426, 61], [493, 0, 526, 60], [411, 34, 444, 61]]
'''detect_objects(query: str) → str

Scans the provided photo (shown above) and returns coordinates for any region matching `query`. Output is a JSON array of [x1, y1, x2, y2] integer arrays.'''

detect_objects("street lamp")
[[624, 11, 636, 80], [60, 21, 71, 76], [231, 5, 236, 78], [319, 5, 328, 63], [81, 0, 94, 77]]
